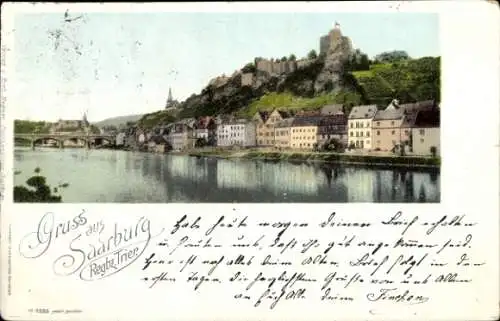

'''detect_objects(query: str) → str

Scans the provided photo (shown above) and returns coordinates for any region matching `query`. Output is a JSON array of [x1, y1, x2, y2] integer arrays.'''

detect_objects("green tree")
[[14, 168, 69, 203], [195, 137, 208, 148], [242, 62, 256, 73], [322, 138, 345, 153], [374, 50, 410, 63], [14, 120, 50, 134], [308, 49, 318, 60], [281, 56, 287, 62], [288, 54, 296, 61]]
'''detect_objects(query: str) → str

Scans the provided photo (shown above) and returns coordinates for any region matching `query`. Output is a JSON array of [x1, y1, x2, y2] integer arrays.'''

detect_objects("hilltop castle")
[[204, 22, 354, 89], [249, 22, 353, 78], [320, 21, 353, 55]]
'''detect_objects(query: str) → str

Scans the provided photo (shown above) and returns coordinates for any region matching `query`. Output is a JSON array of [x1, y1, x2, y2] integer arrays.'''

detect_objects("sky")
[[11, 12, 439, 122]]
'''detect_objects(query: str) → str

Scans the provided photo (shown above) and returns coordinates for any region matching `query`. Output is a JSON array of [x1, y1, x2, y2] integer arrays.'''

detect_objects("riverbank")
[[186, 149, 440, 169], [15, 144, 440, 169]]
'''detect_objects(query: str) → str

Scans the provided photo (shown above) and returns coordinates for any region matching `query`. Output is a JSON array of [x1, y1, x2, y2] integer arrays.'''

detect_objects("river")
[[13, 147, 440, 203]]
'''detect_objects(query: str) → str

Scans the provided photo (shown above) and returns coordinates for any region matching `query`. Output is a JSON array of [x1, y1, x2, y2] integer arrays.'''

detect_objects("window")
[[420, 129, 425, 135], [405, 130, 409, 135], [356, 132, 359, 137], [377, 122, 380, 126], [391, 121, 395, 125], [420, 138, 424, 143], [350, 123, 353, 128], [377, 130, 380, 135], [350, 131, 353, 137], [392, 130, 395, 135], [366, 122, 370, 127], [360, 132, 364, 137], [361, 122, 364, 128], [366, 131, 370, 137]]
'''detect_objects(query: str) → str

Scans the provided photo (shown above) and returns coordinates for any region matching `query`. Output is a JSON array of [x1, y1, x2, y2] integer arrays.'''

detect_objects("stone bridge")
[[14, 132, 116, 149]]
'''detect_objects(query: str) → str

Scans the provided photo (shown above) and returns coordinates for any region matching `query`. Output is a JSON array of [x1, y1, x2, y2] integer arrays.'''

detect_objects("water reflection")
[[13, 148, 440, 203]]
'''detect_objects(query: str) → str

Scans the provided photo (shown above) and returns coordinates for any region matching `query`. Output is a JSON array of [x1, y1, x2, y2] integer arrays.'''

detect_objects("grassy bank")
[[187, 149, 440, 168]]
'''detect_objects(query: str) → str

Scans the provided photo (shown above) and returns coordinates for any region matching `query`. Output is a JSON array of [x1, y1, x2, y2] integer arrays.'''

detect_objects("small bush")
[[14, 168, 68, 203]]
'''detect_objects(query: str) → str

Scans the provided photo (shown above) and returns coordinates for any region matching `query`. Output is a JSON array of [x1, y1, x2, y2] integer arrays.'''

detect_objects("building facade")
[[347, 104, 378, 149], [290, 116, 322, 150], [411, 109, 440, 156], [216, 120, 256, 147], [252, 111, 270, 146], [253, 109, 290, 147], [317, 114, 348, 147], [371, 109, 405, 152], [371, 100, 437, 152], [170, 123, 195, 151], [274, 118, 294, 149]]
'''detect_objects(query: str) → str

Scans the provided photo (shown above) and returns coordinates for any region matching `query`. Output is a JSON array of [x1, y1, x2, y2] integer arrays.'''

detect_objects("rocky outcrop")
[[314, 36, 352, 93]]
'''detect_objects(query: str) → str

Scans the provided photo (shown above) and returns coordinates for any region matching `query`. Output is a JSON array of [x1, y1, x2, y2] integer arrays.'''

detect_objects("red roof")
[[196, 116, 214, 129]]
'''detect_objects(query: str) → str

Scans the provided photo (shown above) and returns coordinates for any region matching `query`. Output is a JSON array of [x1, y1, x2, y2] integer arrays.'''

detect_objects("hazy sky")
[[12, 12, 439, 122]]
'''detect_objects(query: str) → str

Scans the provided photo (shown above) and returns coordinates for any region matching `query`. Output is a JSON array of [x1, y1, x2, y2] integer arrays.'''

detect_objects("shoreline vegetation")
[[13, 167, 69, 202], [185, 149, 440, 169]]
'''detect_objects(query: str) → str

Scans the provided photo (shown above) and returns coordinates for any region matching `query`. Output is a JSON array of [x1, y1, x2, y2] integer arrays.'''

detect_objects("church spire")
[[168, 87, 173, 102]]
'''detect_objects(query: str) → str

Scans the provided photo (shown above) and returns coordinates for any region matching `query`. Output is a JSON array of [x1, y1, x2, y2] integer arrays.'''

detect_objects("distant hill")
[[93, 114, 144, 128]]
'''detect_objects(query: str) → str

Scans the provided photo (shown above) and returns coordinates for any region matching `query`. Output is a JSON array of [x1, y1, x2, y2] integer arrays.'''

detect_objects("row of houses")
[[116, 99, 440, 156]]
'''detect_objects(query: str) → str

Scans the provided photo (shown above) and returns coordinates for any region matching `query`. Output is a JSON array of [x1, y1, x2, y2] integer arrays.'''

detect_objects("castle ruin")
[[319, 21, 353, 55]]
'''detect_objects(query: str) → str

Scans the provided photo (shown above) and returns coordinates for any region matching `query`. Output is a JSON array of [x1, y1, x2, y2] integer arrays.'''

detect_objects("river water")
[[13, 147, 440, 203]]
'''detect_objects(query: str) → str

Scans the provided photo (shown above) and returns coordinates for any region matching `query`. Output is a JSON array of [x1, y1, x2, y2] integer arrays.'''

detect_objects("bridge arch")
[[32, 137, 63, 147], [88, 136, 114, 146], [62, 137, 88, 147]]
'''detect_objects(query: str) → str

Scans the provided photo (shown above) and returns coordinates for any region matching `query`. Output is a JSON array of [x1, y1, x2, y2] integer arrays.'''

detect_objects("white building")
[[115, 132, 126, 146], [347, 104, 378, 149], [170, 123, 195, 151], [216, 119, 256, 147]]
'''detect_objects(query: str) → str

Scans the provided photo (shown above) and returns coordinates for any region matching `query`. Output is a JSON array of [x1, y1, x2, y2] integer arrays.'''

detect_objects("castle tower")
[[320, 21, 343, 55], [329, 21, 342, 48]]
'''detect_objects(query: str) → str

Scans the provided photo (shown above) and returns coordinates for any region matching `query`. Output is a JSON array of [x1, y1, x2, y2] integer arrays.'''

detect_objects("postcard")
[[1, 1, 499, 321]]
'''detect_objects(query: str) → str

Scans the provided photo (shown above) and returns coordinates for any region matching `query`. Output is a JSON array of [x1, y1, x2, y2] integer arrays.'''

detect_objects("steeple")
[[168, 87, 173, 102], [82, 110, 89, 126]]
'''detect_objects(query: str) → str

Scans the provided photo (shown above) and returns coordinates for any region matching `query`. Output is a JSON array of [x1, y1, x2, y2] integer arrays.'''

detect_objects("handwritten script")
[[18, 209, 485, 310]]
